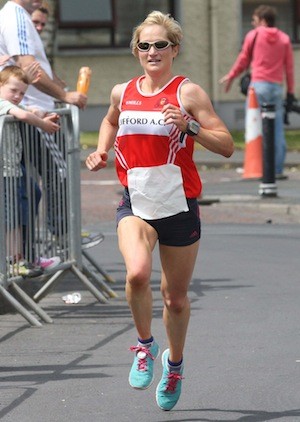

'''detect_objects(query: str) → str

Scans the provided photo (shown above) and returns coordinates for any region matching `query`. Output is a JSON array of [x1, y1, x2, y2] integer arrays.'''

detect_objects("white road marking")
[[81, 180, 120, 186]]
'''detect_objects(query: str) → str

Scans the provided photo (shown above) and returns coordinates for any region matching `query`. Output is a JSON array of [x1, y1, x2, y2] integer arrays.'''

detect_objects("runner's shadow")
[[156, 407, 300, 421], [190, 277, 252, 299]]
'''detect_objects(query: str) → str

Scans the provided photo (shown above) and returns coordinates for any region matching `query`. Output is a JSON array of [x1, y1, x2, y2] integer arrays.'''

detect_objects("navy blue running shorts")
[[116, 188, 201, 246]]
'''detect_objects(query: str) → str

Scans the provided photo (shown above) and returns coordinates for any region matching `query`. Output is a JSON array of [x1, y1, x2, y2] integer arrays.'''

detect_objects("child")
[[0, 65, 60, 277]]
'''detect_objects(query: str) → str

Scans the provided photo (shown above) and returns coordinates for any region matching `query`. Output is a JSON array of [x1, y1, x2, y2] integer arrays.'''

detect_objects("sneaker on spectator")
[[36, 256, 61, 272], [10, 261, 43, 278], [129, 342, 160, 389], [81, 231, 105, 249], [156, 349, 184, 411]]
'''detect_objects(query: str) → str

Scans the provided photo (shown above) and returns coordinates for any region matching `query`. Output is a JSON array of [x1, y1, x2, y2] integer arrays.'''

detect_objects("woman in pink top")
[[220, 5, 295, 177]]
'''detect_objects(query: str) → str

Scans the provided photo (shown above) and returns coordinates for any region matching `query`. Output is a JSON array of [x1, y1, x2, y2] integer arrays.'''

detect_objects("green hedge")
[[80, 130, 300, 151], [231, 130, 300, 151]]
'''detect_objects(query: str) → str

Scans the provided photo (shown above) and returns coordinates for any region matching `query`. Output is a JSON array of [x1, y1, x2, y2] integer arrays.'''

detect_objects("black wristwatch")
[[185, 120, 200, 136]]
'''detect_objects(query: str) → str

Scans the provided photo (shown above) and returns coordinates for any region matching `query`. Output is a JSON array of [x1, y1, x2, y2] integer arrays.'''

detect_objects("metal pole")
[[0, 284, 42, 327], [10, 282, 53, 323], [259, 103, 277, 197]]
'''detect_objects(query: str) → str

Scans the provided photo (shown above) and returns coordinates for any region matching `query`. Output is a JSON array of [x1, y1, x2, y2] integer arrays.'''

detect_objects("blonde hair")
[[0, 65, 29, 85], [130, 10, 183, 57]]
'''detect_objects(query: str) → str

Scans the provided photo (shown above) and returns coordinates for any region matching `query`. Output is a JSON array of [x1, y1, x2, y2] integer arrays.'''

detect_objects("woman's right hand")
[[86, 151, 108, 171], [218, 74, 233, 92]]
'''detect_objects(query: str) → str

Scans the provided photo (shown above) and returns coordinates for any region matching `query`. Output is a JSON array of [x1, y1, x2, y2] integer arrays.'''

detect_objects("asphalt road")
[[0, 165, 300, 422], [80, 165, 300, 227]]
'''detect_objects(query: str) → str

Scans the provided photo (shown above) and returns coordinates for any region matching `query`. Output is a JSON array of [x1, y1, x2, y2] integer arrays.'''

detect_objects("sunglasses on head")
[[137, 40, 174, 52]]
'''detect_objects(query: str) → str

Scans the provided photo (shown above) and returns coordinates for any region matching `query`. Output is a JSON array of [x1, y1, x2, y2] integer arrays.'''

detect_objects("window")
[[57, 0, 175, 50], [242, 0, 300, 43]]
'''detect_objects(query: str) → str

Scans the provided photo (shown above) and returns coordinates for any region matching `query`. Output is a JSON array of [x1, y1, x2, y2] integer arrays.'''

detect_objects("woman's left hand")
[[162, 104, 187, 132]]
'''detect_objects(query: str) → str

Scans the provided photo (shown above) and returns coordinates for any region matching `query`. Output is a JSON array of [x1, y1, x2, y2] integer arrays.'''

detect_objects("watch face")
[[187, 120, 200, 135], [190, 121, 199, 133]]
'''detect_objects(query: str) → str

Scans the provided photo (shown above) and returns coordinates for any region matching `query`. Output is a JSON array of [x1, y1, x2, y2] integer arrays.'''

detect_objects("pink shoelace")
[[129, 346, 155, 371], [165, 372, 184, 392]]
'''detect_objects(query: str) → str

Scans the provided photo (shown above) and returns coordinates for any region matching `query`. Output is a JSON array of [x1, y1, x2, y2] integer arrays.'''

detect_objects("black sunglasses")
[[137, 40, 174, 52]]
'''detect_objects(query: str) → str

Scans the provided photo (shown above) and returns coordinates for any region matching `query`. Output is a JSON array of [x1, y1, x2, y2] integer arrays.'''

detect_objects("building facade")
[[1, 0, 299, 130]]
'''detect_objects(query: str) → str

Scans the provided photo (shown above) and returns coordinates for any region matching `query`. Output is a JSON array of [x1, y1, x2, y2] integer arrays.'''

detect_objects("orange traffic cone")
[[242, 87, 263, 179]]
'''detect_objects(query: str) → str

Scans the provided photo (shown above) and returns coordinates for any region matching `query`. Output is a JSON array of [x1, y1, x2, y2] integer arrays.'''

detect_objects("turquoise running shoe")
[[129, 342, 160, 389], [156, 349, 184, 411]]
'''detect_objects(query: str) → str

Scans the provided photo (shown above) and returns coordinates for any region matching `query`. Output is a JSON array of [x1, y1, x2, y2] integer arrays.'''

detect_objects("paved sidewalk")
[[80, 146, 300, 169], [80, 147, 300, 218]]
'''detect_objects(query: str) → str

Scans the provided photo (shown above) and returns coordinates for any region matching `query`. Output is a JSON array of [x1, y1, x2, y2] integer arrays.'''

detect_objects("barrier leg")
[[82, 249, 116, 283], [33, 269, 67, 302], [0, 284, 42, 327], [34, 265, 110, 304], [82, 263, 118, 299], [70, 265, 108, 304], [10, 282, 53, 323]]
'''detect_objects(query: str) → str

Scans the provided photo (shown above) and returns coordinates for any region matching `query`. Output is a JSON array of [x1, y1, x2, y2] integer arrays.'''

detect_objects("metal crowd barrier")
[[0, 105, 117, 327]]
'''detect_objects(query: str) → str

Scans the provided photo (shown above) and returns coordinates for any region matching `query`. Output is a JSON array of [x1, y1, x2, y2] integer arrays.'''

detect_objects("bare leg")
[[117, 216, 158, 340], [6, 227, 22, 261], [159, 240, 199, 362]]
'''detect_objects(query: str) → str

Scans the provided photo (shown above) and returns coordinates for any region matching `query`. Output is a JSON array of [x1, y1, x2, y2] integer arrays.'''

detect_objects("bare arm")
[[86, 83, 125, 171], [14, 55, 87, 109], [53, 71, 67, 89], [162, 81, 234, 158], [9, 106, 60, 134]]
